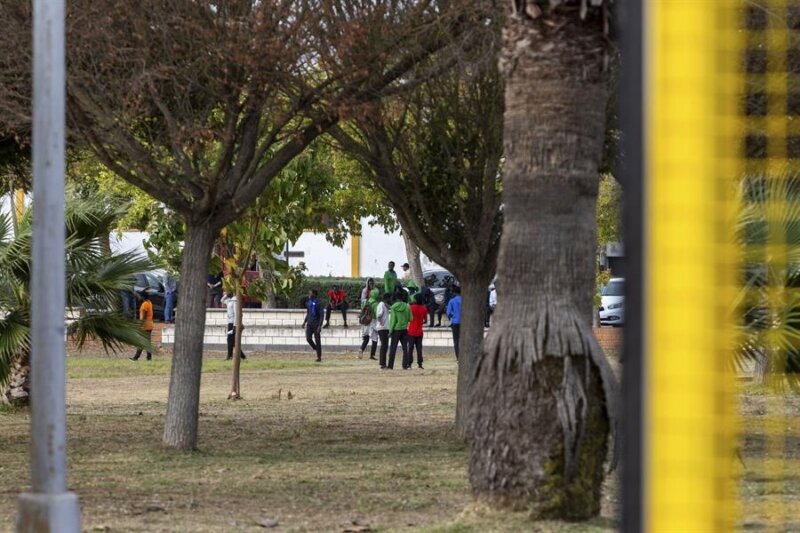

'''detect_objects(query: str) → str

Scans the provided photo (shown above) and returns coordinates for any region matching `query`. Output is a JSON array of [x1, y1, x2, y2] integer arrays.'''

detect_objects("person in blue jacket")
[[305, 290, 323, 362], [446, 285, 462, 360]]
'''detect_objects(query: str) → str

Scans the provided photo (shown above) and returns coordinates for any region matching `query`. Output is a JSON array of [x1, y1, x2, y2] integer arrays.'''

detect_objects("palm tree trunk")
[[469, 8, 617, 519], [2, 352, 30, 406], [163, 221, 216, 450], [98, 231, 112, 257]]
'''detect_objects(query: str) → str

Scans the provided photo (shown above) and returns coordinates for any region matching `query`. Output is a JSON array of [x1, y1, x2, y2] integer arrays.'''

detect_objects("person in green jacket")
[[387, 290, 411, 370], [359, 288, 381, 360], [384, 261, 398, 296]]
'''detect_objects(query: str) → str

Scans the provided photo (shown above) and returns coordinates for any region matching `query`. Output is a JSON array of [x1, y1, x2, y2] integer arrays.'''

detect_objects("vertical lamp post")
[[16, 0, 81, 531]]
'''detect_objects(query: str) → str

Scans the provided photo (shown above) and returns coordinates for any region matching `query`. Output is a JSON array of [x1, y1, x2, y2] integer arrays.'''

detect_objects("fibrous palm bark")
[[469, 2, 617, 519]]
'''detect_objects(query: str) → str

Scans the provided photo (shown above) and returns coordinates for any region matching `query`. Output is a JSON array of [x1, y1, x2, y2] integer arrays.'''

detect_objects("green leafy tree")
[[0, 195, 153, 405], [597, 174, 622, 246], [217, 142, 392, 399]]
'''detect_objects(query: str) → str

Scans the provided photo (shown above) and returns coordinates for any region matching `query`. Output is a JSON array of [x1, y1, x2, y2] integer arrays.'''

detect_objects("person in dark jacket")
[[305, 290, 323, 362], [421, 286, 437, 327]]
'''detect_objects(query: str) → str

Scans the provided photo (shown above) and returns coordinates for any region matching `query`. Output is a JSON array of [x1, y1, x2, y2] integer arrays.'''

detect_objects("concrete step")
[[201, 308, 453, 328], [162, 321, 460, 352]]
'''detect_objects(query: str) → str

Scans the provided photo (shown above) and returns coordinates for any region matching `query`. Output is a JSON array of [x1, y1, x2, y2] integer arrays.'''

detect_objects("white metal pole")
[[17, 0, 81, 529]]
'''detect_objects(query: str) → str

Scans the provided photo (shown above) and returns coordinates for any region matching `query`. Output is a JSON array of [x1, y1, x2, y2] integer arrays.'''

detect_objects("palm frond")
[[0, 308, 30, 388]]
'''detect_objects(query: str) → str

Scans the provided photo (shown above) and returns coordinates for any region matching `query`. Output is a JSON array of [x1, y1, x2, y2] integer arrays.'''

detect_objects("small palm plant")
[[736, 173, 800, 388], [0, 194, 153, 405]]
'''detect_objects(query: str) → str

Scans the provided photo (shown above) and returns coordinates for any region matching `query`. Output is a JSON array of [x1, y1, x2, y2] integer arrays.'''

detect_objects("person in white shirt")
[[376, 292, 391, 369], [221, 292, 246, 361], [485, 285, 497, 328]]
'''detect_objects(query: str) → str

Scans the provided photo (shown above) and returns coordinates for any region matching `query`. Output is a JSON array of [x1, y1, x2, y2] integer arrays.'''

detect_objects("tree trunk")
[[469, 8, 617, 519], [402, 231, 424, 288], [163, 221, 216, 450], [260, 261, 278, 309], [455, 274, 492, 438]]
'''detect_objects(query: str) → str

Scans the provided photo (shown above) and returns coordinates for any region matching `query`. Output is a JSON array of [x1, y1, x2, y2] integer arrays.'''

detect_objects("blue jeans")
[[164, 292, 176, 322]]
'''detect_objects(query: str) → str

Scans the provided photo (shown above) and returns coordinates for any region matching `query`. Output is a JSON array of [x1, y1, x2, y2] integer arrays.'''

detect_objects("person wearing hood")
[[360, 277, 375, 306], [359, 288, 381, 360], [387, 290, 412, 370]]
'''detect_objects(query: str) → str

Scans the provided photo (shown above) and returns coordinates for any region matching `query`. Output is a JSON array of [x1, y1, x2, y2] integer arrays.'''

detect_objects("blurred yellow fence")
[[639, 1, 800, 530]]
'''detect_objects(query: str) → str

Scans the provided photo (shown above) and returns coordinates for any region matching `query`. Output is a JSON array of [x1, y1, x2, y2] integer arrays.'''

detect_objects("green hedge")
[[284, 276, 387, 308]]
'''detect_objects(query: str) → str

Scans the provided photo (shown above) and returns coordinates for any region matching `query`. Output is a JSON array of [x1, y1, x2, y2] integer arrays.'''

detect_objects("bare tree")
[[0, 0, 462, 450], [468, 1, 617, 518]]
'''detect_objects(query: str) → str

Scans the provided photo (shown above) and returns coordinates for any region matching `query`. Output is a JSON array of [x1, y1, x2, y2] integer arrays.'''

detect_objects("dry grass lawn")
[[0, 350, 617, 532], [3, 347, 794, 531]]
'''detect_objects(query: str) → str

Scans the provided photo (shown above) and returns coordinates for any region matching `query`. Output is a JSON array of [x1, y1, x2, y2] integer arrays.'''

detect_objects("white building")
[[109, 217, 433, 278]]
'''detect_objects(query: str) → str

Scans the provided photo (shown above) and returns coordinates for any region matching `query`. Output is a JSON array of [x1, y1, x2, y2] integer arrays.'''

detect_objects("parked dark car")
[[422, 269, 459, 305], [129, 272, 172, 321]]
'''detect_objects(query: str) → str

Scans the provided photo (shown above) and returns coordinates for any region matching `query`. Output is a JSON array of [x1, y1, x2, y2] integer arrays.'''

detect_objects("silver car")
[[599, 277, 624, 326]]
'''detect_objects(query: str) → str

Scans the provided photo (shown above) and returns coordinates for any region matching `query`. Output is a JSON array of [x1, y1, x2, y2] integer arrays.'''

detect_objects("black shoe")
[[322, 323, 330, 329], [240, 353, 247, 360], [129, 356, 139, 361], [369, 356, 377, 360], [146, 356, 152, 361], [343, 323, 348, 328], [418, 365, 424, 369], [316, 357, 322, 362]]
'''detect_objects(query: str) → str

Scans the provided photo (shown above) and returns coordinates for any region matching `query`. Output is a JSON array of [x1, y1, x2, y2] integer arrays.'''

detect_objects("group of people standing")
[[303, 261, 463, 369]]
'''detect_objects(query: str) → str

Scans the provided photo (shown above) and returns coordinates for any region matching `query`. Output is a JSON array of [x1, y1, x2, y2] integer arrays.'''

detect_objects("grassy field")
[[1, 348, 797, 531], [0, 350, 616, 532]]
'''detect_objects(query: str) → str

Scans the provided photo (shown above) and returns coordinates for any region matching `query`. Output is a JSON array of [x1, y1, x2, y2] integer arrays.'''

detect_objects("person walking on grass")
[[130, 292, 154, 361], [407, 293, 428, 369], [359, 288, 380, 359], [388, 291, 411, 370], [384, 261, 398, 296], [306, 289, 323, 362], [446, 285, 462, 361], [376, 292, 391, 368], [324, 284, 349, 329], [222, 292, 246, 361]]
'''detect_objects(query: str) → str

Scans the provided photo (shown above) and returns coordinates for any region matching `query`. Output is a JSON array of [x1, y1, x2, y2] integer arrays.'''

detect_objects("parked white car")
[[599, 277, 625, 327]]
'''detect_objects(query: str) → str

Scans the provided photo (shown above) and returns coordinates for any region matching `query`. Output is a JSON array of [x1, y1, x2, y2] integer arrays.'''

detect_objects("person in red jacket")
[[406, 293, 428, 369], [323, 284, 349, 328]]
